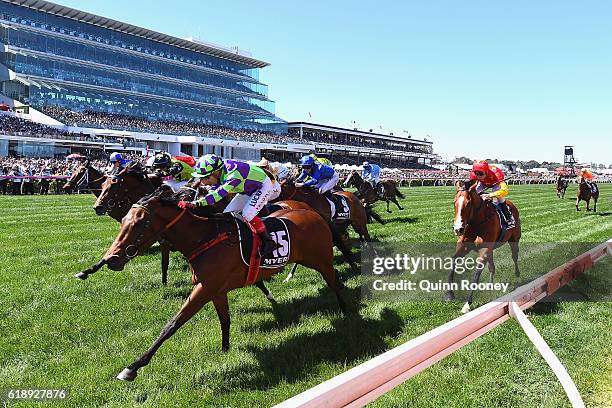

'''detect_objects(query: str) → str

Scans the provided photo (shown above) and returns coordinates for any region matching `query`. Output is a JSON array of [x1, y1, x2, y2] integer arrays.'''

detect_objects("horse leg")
[[330, 222, 359, 273], [74, 258, 106, 280], [391, 196, 403, 210], [593, 196, 597, 212], [575, 197, 581, 211], [160, 244, 170, 286], [314, 265, 346, 314], [586, 197, 591, 211], [116, 282, 214, 382], [463, 248, 489, 313], [284, 263, 299, 282], [386, 199, 391, 213], [255, 280, 275, 302], [212, 293, 231, 352], [445, 245, 470, 301], [487, 250, 495, 283]]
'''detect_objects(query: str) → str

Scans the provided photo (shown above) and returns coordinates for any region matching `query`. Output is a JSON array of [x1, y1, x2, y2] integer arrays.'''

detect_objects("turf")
[[0, 184, 610, 407]]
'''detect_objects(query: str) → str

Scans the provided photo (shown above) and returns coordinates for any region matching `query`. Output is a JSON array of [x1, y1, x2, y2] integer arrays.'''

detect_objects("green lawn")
[[1, 184, 610, 407]]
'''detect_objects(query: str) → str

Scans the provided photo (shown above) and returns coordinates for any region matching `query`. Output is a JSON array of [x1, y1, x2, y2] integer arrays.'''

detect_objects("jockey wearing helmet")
[[149, 152, 193, 192], [579, 168, 597, 193], [257, 157, 290, 201], [470, 160, 515, 228], [178, 154, 278, 257], [108, 152, 131, 174], [361, 161, 381, 189], [295, 155, 342, 209]]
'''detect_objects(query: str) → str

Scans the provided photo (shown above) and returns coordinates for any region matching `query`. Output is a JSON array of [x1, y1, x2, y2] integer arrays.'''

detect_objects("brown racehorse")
[[555, 175, 569, 198], [344, 170, 405, 213], [447, 180, 521, 313], [89, 165, 309, 299], [103, 188, 346, 381], [576, 177, 598, 212], [277, 179, 371, 272], [63, 162, 138, 277], [74, 164, 176, 284]]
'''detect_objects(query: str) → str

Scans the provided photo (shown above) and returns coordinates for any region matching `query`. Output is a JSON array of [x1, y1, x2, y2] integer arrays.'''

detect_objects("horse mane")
[[456, 179, 476, 191]]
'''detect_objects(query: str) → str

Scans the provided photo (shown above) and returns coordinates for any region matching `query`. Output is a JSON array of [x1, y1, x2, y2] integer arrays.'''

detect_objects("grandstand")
[[0, 0, 435, 165]]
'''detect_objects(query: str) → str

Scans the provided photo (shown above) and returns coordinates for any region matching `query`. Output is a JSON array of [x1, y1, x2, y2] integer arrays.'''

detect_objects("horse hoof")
[[116, 368, 137, 382], [461, 303, 471, 314], [444, 291, 455, 301], [74, 272, 88, 280]]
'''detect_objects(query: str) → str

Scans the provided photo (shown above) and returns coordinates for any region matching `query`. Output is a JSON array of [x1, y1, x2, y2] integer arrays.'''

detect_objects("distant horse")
[[448, 180, 522, 313], [555, 175, 569, 198], [576, 177, 598, 212], [344, 170, 405, 213], [103, 189, 345, 381]]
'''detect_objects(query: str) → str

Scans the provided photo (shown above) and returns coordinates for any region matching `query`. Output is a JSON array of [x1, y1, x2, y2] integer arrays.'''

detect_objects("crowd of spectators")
[[0, 153, 144, 195], [40, 106, 295, 144], [0, 112, 146, 147]]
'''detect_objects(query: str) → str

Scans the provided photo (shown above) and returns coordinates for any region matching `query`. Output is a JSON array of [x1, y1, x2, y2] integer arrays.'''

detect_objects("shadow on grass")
[[196, 306, 403, 393], [596, 211, 612, 217], [386, 216, 419, 224]]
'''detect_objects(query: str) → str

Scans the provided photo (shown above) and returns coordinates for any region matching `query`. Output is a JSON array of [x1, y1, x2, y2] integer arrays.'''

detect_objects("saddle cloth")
[[327, 194, 351, 220], [235, 217, 291, 269]]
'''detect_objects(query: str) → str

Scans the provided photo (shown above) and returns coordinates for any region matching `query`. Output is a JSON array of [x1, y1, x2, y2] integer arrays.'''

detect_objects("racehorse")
[[74, 164, 177, 284], [88, 165, 304, 299], [555, 175, 569, 198], [576, 177, 598, 212], [277, 179, 371, 272], [102, 188, 346, 381], [63, 162, 144, 277], [447, 180, 521, 313], [344, 170, 405, 213]]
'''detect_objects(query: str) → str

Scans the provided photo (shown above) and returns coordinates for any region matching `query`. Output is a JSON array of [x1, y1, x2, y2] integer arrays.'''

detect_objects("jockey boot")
[[501, 202, 515, 228], [323, 190, 341, 213], [249, 216, 278, 257]]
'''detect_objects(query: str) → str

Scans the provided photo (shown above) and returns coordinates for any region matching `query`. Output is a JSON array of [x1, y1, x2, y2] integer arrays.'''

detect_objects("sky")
[[51, 0, 611, 164]]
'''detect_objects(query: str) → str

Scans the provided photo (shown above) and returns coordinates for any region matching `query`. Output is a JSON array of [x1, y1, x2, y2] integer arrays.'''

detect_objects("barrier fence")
[[276, 239, 611, 408]]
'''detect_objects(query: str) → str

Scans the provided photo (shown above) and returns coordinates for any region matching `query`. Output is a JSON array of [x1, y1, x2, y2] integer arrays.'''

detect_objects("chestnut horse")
[[555, 175, 569, 198], [63, 162, 138, 278], [277, 179, 371, 271], [103, 189, 345, 381], [74, 164, 175, 284], [447, 180, 521, 313], [344, 170, 405, 213], [576, 177, 598, 212]]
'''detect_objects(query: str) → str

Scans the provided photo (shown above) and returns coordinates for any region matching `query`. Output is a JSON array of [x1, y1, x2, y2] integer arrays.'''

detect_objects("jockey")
[[108, 152, 130, 174], [579, 168, 597, 193], [295, 155, 342, 210], [257, 157, 290, 201], [149, 152, 193, 192], [470, 160, 515, 228], [361, 161, 381, 190], [178, 154, 277, 256]]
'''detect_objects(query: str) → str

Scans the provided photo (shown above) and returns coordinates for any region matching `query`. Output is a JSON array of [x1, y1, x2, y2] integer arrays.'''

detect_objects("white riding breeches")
[[224, 177, 274, 222]]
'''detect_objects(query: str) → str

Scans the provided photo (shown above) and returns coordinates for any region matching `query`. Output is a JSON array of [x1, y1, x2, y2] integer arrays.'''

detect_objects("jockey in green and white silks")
[[177, 154, 277, 256], [149, 152, 193, 193]]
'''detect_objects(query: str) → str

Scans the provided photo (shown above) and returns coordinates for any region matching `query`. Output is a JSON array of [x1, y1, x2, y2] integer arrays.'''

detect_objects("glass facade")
[[0, 1, 286, 133]]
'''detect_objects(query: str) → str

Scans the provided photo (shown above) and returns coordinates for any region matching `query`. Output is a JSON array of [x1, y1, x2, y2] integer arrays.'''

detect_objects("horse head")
[[453, 180, 481, 235], [104, 187, 178, 271], [343, 170, 360, 187], [63, 160, 94, 191], [93, 164, 156, 216]]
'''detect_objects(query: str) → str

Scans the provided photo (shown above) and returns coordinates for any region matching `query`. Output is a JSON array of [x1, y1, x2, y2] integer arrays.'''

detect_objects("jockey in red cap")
[[469, 160, 515, 228]]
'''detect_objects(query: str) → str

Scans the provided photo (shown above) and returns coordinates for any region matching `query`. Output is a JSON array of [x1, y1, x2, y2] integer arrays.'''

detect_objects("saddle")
[[326, 193, 350, 220]]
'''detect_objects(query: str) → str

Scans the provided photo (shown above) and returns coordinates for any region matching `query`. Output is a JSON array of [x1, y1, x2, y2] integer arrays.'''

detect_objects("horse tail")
[[394, 183, 405, 199]]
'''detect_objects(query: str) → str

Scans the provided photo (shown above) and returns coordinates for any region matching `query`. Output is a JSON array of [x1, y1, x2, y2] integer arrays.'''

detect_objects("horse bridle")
[[103, 172, 155, 213], [122, 203, 186, 259]]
